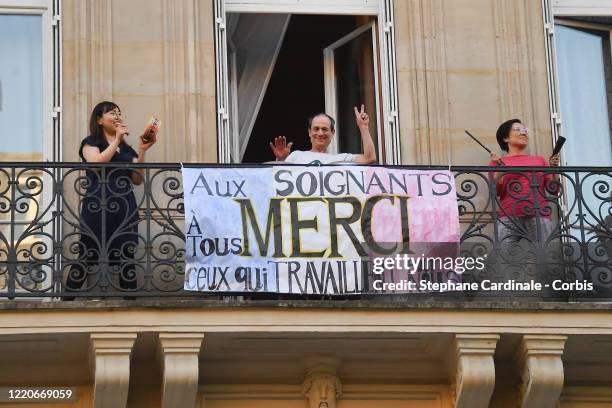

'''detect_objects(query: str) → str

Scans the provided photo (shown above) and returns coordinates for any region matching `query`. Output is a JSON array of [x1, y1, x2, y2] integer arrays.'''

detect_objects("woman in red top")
[[490, 119, 560, 242]]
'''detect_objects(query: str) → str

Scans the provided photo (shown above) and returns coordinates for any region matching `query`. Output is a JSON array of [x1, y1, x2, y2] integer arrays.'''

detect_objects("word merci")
[[185, 195, 413, 260], [186, 169, 455, 259]]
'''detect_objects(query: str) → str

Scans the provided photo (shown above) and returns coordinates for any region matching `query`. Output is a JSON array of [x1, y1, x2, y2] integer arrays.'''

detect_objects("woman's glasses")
[[511, 126, 529, 134], [108, 109, 123, 119]]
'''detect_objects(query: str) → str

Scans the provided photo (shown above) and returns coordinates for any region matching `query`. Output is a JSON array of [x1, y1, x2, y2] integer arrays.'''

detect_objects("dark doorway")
[[242, 15, 360, 163]]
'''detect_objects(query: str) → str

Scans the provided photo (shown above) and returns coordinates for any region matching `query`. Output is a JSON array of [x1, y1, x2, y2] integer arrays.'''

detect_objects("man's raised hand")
[[354, 104, 370, 129], [269, 135, 293, 161]]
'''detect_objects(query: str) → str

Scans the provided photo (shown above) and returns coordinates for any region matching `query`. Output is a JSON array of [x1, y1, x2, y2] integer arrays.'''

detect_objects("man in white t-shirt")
[[269, 105, 377, 164]]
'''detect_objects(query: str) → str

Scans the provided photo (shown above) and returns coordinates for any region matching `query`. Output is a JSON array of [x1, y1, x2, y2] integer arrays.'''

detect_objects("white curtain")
[[227, 13, 291, 162]]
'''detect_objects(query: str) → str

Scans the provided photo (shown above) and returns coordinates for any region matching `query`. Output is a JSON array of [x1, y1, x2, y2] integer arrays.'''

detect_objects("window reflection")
[[0, 14, 43, 159], [556, 24, 612, 167]]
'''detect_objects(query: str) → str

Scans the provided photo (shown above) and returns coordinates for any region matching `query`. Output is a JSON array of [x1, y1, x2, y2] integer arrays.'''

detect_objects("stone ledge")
[[1, 299, 612, 311]]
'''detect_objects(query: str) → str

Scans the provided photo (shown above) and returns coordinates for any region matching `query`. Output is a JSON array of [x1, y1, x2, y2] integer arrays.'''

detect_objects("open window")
[[215, 0, 399, 164], [553, 18, 612, 243], [225, 13, 291, 163], [543, 0, 612, 251], [324, 21, 381, 156]]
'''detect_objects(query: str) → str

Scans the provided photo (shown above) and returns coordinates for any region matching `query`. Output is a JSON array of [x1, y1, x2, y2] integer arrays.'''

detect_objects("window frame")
[[552, 0, 612, 17], [0, 0, 56, 162], [555, 17, 612, 35], [0, 0, 59, 298], [323, 20, 382, 156], [542, 1, 612, 245], [543, 0, 612, 154], [214, 0, 400, 164], [554, 17, 612, 164], [544, 0, 612, 148]]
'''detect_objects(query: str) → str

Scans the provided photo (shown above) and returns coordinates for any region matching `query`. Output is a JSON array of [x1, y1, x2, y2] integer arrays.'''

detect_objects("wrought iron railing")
[[0, 162, 610, 300]]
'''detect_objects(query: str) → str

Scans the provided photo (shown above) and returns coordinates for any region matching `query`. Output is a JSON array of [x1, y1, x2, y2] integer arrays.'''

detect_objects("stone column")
[[302, 357, 342, 408], [158, 332, 205, 408], [453, 334, 500, 408], [518, 334, 567, 408], [90, 332, 137, 408]]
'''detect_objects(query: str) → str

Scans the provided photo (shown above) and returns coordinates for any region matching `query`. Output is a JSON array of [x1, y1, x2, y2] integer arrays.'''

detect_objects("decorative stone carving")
[[453, 333, 500, 408], [158, 332, 205, 408], [302, 356, 342, 408], [518, 334, 567, 408], [90, 332, 137, 408]]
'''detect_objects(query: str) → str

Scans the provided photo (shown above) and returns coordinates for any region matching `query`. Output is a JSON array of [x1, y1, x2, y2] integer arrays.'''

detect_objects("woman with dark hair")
[[489, 119, 560, 242], [65, 101, 156, 296]]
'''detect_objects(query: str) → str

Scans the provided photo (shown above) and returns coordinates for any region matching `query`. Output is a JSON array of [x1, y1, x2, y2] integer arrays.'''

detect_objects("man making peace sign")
[[269, 105, 377, 165]]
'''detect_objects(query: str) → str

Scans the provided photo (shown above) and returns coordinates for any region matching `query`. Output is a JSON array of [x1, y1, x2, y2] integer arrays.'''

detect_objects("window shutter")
[[215, 0, 232, 163], [542, 0, 563, 143], [380, 0, 401, 164], [52, 0, 62, 161]]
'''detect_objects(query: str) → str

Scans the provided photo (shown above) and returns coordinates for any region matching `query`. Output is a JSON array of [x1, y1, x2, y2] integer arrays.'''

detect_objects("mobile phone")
[[552, 136, 566, 156]]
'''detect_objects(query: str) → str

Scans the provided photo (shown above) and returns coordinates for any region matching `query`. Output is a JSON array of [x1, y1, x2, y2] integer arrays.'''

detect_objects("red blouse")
[[489, 155, 556, 218]]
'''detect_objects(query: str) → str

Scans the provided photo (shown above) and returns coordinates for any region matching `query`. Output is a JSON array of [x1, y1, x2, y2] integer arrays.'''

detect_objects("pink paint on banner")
[[364, 167, 459, 243]]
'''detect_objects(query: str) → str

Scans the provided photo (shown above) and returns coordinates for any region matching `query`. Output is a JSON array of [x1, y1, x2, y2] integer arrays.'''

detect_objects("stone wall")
[[62, 0, 553, 166], [62, 0, 217, 164], [394, 0, 553, 165]]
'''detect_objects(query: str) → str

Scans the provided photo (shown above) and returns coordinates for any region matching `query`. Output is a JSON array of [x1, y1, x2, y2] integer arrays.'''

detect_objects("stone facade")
[[61, 0, 554, 166], [1, 1, 611, 407], [62, 0, 217, 164]]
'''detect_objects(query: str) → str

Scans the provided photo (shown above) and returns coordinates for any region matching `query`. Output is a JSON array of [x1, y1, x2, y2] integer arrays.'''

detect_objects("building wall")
[[61, 0, 553, 166], [33, 1, 609, 407], [394, 0, 553, 165], [62, 0, 217, 164], [2, 305, 612, 406]]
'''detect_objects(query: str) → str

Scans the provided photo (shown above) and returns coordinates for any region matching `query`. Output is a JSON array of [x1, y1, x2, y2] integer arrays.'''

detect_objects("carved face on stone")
[[305, 377, 337, 408]]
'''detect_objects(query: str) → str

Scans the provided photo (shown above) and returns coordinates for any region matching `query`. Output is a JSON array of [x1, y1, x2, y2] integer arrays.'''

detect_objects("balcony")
[[0, 162, 610, 302]]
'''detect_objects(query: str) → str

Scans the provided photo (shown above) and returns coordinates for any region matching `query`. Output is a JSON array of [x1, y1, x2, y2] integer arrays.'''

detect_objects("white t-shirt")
[[284, 150, 356, 165]]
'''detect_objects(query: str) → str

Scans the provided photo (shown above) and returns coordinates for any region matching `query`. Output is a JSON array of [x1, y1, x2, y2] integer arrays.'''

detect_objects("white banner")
[[182, 166, 459, 294]]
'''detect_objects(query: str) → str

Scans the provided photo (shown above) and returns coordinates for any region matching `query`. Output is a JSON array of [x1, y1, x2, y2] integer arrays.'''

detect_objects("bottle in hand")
[[142, 117, 161, 143]]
